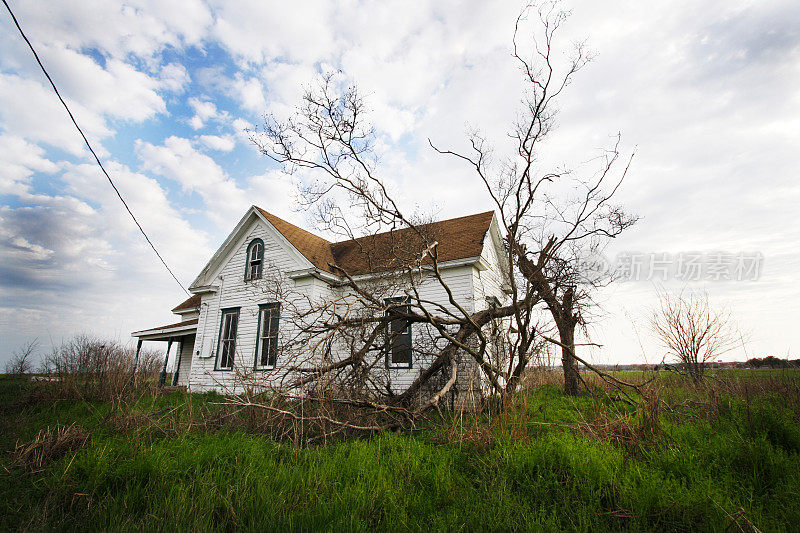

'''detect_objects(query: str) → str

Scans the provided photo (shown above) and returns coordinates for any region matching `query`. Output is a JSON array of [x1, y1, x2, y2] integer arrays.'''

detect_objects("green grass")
[[1, 372, 798, 531]]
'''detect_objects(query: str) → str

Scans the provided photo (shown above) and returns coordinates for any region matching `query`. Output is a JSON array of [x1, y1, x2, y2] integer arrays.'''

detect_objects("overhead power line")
[[2, 0, 190, 296]]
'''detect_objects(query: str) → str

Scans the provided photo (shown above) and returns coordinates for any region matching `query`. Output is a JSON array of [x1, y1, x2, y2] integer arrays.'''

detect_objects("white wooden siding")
[[473, 224, 516, 394], [177, 335, 194, 386], [188, 219, 311, 392]]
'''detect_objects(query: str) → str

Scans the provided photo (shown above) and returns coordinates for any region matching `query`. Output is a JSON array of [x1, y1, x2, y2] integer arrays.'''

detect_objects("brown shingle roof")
[[331, 211, 495, 276], [257, 207, 494, 276], [172, 294, 201, 313], [256, 207, 338, 273]]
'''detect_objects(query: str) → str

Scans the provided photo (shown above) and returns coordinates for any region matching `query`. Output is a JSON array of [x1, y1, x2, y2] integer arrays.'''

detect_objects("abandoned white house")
[[132, 205, 509, 402]]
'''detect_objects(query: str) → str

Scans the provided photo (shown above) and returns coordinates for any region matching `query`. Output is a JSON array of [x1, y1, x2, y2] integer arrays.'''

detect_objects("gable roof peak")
[[253, 206, 495, 277], [254, 207, 337, 272]]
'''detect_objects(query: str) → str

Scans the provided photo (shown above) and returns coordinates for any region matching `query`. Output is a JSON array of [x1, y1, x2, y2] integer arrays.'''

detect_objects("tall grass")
[[1, 369, 798, 531]]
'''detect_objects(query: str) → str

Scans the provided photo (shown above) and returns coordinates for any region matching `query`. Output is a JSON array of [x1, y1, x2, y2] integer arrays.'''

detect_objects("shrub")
[[4, 339, 38, 376], [39, 335, 161, 400]]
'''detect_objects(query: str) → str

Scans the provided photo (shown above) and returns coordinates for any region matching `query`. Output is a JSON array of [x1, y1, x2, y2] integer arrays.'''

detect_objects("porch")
[[131, 319, 197, 387]]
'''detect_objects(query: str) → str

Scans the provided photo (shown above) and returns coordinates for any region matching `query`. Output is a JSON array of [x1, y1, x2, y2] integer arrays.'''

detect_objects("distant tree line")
[[744, 356, 800, 369]]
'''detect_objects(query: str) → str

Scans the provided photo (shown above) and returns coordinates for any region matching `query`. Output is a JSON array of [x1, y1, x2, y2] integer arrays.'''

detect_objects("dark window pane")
[[228, 314, 238, 339], [268, 337, 278, 367], [221, 341, 231, 368], [387, 303, 411, 366], [257, 304, 280, 369], [260, 341, 270, 367], [249, 259, 262, 280], [391, 332, 410, 364]]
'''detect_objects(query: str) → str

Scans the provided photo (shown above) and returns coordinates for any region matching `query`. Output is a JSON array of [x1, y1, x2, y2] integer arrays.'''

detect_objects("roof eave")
[[286, 267, 342, 283], [343, 255, 484, 282], [190, 284, 219, 294], [132, 323, 198, 339]]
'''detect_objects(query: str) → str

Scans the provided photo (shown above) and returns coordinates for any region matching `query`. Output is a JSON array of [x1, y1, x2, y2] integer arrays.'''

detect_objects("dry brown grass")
[[579, 387, 664, 452], [12, 423, 90, 473], [518, 368, 565, 389]]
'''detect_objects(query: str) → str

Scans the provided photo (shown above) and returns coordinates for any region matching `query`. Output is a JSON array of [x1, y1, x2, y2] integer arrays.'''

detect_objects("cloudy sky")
[[1, 0, 798, 367]]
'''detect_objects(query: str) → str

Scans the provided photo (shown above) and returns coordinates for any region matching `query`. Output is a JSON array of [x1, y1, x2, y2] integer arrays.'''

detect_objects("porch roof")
[[131, 318, 198, 341]]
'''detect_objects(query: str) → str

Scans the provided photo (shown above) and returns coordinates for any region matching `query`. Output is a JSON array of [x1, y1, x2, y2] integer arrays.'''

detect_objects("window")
[[245, 239, 264, 280], [216, 308, 239, 370], [255, 303, 280, 370], [385, 298, 412, 368]]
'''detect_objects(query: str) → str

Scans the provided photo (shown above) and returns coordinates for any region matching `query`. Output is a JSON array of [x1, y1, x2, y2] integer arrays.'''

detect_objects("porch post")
[[130, 338, 143, 388], [172, 337, 184, 386], [158, 338, 173, 387]]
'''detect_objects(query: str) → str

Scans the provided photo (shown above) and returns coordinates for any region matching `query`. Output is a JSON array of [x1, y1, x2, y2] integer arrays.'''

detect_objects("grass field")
[[1, 370, 798, 531]]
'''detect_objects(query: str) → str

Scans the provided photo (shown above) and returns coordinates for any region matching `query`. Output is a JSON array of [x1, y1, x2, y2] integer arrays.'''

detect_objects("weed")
[[12, 423, 90, 473]]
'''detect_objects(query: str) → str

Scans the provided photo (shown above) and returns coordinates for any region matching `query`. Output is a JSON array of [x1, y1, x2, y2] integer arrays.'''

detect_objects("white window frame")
[[216, 308, 239, 371], [254, 303, 280, 370]]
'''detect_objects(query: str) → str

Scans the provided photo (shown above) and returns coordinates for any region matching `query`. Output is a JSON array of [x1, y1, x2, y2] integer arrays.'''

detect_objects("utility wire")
[[2, 0, 190, 297]]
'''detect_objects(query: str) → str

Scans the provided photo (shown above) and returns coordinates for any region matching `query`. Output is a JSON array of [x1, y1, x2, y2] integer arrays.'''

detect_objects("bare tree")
[[249, 73, 517, 414], [4, 339, 38, 376], [242, 0, 639, 427], [650, 291, 739, 382], [429, 3, 637, 394]]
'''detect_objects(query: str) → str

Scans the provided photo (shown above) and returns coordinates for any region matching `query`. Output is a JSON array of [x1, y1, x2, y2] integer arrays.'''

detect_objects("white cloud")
[[229, 76, 268, 114], [160, 63, 191, 93], [0, 134, 59, 195], [136, 135, 309, 230], [3, 0, 212, 61], [0, 73, 112, 156], [245, 171, 301, 221], [188, 115, 205, 130], [232, 117, 253, 132], [38, 44, 168, 122], [0, 41, 182, 156], [198, 134, 236, 152], [60, 160, 210, 273], [0, 196, 197, 359], [187, 97, 229, 130], [136, 136, 250, 222], [211, 0, 336, 65], [189, 97, 218, 121], [230, 117, 255, 146], [0, 154, 215, 358]]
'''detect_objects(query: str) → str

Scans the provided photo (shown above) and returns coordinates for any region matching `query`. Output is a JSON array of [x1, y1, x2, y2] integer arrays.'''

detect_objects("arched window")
[[245, 239, 264, 280]]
